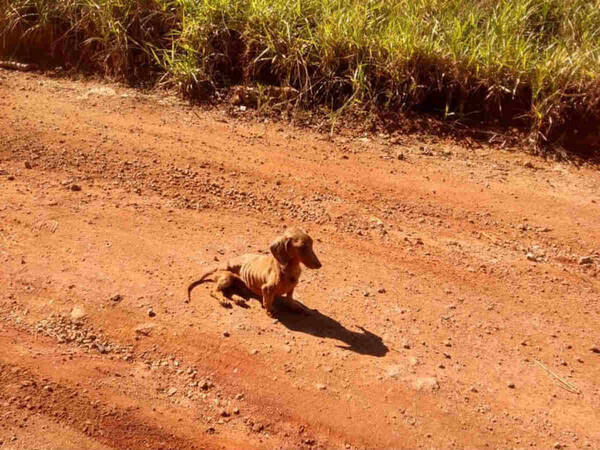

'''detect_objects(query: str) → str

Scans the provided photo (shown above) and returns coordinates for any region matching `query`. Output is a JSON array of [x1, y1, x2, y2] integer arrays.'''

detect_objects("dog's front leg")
[[283, 288, 312, 315], [261, 284, 276, 317]]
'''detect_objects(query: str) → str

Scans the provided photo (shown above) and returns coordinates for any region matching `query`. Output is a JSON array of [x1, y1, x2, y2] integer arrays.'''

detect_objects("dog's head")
[[270, 228, 322, 269]]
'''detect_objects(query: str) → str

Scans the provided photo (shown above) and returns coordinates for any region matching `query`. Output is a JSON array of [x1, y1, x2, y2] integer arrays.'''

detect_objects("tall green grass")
[[2, 0, 600, 153]]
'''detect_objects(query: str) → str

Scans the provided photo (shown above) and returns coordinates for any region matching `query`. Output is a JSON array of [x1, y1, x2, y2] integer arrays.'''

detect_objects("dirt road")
[[1, 69, 599, 450]]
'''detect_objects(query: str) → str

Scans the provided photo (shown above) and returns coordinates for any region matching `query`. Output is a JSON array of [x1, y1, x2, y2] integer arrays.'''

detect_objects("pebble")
[[526, 252, 538, 262], [110, 294, 123, 302], [24, 161, 32, 169], [223, 331, 230, 337], [402, 340, 411, 349], [411, 377, 439, 392], [134, 323, 156, 336], [250, 349, 259, 355], [166, 387, 177, 397], [147, 308, 156, 317], [219, 408, 230, 417], [579, 256, 594, 265], [591, 346, 600, 354], [386, 365, 402, 379], [70, 184, 82, 192], [315, 383, 327, 391], [70, 305, 86, 320], [508, 382, 516, 389], [199, 380, 212, 390]]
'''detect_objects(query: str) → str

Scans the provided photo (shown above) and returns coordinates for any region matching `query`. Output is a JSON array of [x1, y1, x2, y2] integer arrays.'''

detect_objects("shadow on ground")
[[214, 286, 389, 357], [273, 298, 389, 357]]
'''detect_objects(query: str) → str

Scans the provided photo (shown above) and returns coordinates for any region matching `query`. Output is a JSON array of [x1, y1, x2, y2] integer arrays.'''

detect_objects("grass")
[[2, 0, 600, 154]]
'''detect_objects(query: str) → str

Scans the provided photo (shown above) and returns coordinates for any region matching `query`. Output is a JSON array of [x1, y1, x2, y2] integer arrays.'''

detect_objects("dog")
[[187, 228, 322, 317]]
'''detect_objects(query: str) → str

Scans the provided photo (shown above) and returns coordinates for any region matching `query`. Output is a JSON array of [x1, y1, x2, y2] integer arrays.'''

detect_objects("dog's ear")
[[270, 234, 291, 265]]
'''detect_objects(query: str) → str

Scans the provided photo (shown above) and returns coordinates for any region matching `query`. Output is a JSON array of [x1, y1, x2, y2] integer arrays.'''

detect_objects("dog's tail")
[[187, 268, 218, 302]]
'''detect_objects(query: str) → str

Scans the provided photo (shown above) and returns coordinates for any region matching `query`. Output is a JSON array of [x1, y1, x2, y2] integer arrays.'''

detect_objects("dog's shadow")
[[273, 298, 389, 357], [218, 286, 388, 357]]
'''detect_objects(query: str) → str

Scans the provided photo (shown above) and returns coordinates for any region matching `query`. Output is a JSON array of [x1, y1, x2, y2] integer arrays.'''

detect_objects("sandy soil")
[[1, 69, 599, 450]]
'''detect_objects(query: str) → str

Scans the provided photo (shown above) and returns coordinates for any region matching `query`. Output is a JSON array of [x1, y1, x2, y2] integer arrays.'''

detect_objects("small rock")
[[166, 387, 177, 397], [134, 323, 156, 336], [315, 383, 327, 391], [579, 256, 594, 265], [8, 175, 14, 180], [396, 152, 405, 160], [223, 331, 230, 337], [377, 288, 386, 294], [363, 291, 370, 297], [70, 305, 86, 320], [508, 382, 516, 389], [70, 184, 82, 192], [233, 407, 240, 415], [386, 365, 402, 379], [283, 345, 292, 353], [43, 385, 53, 392], [470, 386, 478, 393], [591, 346, 600, 354], [219, 408, 230, 417], [408, 356, 419, 366], [526, 252, 538, 262], [250, 349, 259, 355], [110, 294, 123, 302], [554, 443, 562, 449], [199, 379, 212, 390], [402, 340, 411, 349], [412, 377, 439, 392], [24, 161, 32, 169], [443, 339, 452, 347], [147, 308, 156, 317]]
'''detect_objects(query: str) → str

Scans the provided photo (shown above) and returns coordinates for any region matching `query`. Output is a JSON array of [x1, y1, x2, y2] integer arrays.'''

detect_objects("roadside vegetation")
[[2, 0, 600, 155]]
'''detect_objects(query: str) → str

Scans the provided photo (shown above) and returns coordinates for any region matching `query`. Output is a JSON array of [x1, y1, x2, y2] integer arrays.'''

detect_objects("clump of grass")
[[2, 0, 600, 154], [0, 0, 179, 80]]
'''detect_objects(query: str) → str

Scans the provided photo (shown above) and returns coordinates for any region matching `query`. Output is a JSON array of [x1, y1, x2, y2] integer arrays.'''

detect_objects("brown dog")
[[187, 228, 322, 316]]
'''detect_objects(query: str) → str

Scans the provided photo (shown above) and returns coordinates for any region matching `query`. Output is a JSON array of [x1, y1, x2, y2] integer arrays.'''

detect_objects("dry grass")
[[2, 0, 600, 155]]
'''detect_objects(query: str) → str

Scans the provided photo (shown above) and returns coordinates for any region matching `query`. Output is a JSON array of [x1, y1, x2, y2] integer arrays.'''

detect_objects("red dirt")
[[1, 69, 599, 450]]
